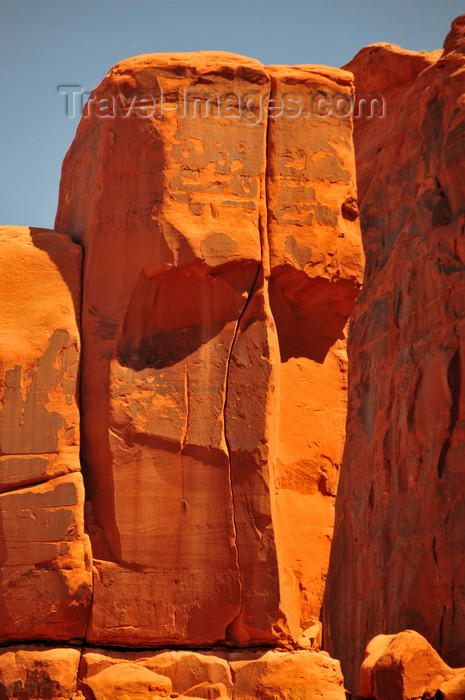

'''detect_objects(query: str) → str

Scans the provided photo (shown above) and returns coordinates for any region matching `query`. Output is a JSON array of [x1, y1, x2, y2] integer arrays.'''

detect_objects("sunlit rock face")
[[0, 226, 92, 642], [324, 15, 465, 692], [0, 645, 347, 699], [2, 16, 465, 699], [357, 629, 462, 700], [54, 50, 362, 648]]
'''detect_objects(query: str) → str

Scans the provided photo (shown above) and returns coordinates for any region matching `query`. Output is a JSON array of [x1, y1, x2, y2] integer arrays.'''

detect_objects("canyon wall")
[[4, 17, 464, 695], [0, 52, 362, 697], [324, 15, 465, 693], [54, 51, 362, 649]]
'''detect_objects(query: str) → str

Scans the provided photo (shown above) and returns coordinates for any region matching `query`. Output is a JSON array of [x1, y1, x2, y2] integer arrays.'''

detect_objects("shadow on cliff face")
[[116, 262, 254, 370], [85, 259, 258, 566], [269, 266, 360, 363], [29, 228, 82, 325]]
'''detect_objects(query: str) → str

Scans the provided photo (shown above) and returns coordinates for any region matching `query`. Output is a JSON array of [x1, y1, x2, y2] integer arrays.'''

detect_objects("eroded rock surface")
[[266, 63, 361, 644], [0, 645, 81, 699], [358, 630, 456, 700], [0, 226, 92, 642], [0, 644, 350, 699], [357, 630, 465, 700], [0, 227, 82, 488], [1, 47, 366, 698], [324, 15, 465, 691], [55, 51, 362, 647]]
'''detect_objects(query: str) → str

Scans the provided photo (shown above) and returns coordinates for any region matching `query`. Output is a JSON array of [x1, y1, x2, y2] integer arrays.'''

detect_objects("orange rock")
[[0, 645, 81, 699], [79, 649, 233, 698], [265, 63, 363, 644], [80, 662, 172, 699], [229, 649, 346, 699], [0, 226, 91, 641], [0, 473, 92, 641], [0, 226, 82, 489], [77, 647, 345, 699], [439, 670, 465, 700], [56, 51, 276, 646], [324, 14, 465, 691], [139, 650, 233, 696], [266, 64, 362, 364], [55, 51, 362, 647], [358, 630, 455, 700]]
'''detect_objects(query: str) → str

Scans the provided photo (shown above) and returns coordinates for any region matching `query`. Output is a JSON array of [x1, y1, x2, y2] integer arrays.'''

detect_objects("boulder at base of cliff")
[[358, 630, 461, 700]]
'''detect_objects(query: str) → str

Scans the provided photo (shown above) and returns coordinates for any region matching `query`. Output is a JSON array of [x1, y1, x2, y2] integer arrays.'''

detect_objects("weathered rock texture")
[[0, 226, 92, 642], [0, 645, 82, 699], [54, 51, 362, 648], [266, 64, 362, 645], [358, 630, 464, 700], [0, 645, 346, 699], [324, 15, 465, 691]]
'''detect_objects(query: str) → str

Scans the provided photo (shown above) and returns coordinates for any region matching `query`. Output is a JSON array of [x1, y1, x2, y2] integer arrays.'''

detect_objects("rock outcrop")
[[0, 646, 346, 699], [358, 630, 457, 700], [5, 15, 465, 698], [324, 15, 465, 692], [54, 51, 362, 649], [357, 629, 465, 700], [0, 226, 92, 642], [0, 646, 82, 699], [0, 51, 363, 697], [266, 64, 362, 643]]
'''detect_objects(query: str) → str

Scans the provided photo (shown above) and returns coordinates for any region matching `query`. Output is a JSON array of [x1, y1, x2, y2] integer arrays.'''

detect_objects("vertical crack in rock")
[[180, 363, 190, 513], [222, 262, 262, 638], [181, 363, 190, 452], [223, 101, 278, 642], [432, 537, 438, 566], [82, 557, 96, 645], [438, 347, 461, 478], [439, 603, 447, 652]]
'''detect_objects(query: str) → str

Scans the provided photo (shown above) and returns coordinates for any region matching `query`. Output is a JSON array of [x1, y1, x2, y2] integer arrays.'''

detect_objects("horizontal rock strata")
[[0, 226, 92, 642]]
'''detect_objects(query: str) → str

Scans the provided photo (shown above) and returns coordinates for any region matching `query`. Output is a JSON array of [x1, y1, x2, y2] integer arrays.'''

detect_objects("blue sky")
[[1, 0, 463, 229]]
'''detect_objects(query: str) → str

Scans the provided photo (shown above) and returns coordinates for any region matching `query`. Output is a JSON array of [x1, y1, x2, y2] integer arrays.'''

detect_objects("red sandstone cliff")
[[2, 16, 464, 696], [0, 226, 92, 643], [324, 14, 465, 694], [0, 53, 362, 697], [54, 51, 362, 651]]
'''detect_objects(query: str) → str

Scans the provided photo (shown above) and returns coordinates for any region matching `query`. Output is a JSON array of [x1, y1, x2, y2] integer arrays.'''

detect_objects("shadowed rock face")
[[52, 50, 362, 648], [324, 15, 465, 692]]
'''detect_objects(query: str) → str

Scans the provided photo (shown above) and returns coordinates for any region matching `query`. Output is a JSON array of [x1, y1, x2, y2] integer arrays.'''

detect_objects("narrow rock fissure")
[[438, 603, 447, 653], [0, 638, 274, 653], [75, 642, 86, 697], [180, 362, 190, 451], [0, 474, 63, 495], [437, 346, 461, 478], [180, 363, 189, 516], [82, 567, 95, 647], [222, 91, 272, 642], [222, 261, 262, 640]]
